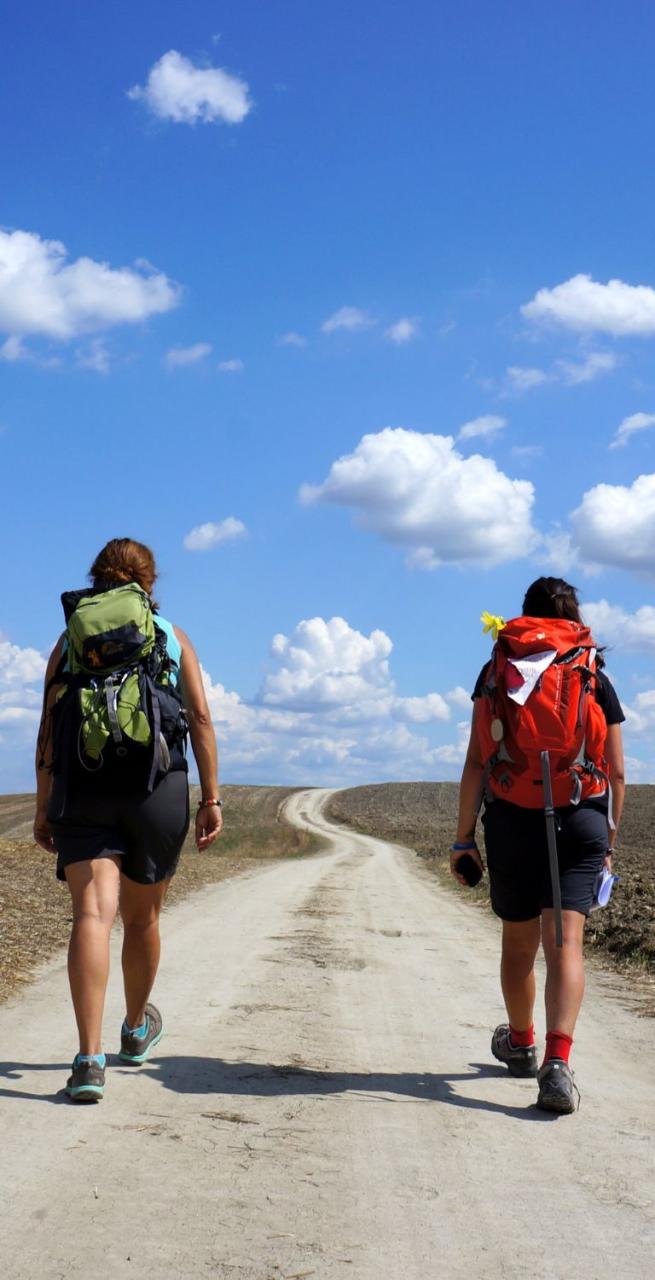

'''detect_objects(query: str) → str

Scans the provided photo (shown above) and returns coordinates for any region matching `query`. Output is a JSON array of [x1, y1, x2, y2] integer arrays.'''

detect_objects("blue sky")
[[3, 2, 655, 790]]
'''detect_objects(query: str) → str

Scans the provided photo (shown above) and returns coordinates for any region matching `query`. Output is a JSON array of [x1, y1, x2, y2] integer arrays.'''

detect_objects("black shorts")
[[49, 771, 190, 886], [481, 798, 608, 921]]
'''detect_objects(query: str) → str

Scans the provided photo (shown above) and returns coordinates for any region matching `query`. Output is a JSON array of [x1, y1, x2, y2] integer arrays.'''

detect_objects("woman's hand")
[[450, 842, 485, 886], [195, 803, 223, 852], [33, 810, 55, 853]]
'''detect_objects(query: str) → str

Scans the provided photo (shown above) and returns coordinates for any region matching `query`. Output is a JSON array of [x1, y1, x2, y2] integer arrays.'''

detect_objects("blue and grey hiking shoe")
[[119, 1003, 163, 1064], [536, 1059, 580, 1114], [65, 1055, 106, 1103], [491, 1024, 539, 1078]]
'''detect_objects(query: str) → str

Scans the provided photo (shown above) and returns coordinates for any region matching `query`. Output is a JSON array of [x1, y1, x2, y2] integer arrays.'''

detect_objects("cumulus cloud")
[[570, 473, 655, 573], [183, 517, 247, 551], [0, 335, 28, 362], [277, 331, 308, 347], [321, 306, 375, 334], [609, 412, 655, 450], [218, 358, 244, 372], [300, 428, 537, 568], [196, 615, 455, 784], [457, 414, 506, 442], [522, 274, 655, 336], [128, 50, 252, 126], [384, 317, 419, 345], [164, 342, 212, 368], [583, 599, 655, 651], [0, 228, 180, 342]]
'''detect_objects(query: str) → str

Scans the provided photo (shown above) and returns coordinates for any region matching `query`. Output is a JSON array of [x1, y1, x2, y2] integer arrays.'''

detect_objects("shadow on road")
[[135, 1055, 555, 1122], [0, 1056, 557, 1120]]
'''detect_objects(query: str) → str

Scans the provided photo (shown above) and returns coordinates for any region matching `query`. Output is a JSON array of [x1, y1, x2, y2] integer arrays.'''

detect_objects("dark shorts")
[[481, 798, 608, 921], [49, 771, 190, 885]]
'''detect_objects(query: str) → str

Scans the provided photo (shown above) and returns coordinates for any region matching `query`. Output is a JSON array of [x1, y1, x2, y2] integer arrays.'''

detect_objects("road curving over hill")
[[0, 787, 653, 1279]]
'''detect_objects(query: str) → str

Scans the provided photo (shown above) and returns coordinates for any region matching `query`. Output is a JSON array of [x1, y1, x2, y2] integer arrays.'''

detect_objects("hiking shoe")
[[537, 1059, 580, 1114], [119, 1003, 163, 1064], [491, 1024, 539, 1078], [65, 1055, 105, 1103]]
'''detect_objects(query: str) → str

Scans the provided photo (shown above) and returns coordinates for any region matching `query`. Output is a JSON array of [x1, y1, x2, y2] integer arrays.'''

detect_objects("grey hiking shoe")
[[491, 1024, 539, 1078], [65, 1055, 105, 1103], [537, 1058, 580, 1114], [119, 1003, 163, 1064]]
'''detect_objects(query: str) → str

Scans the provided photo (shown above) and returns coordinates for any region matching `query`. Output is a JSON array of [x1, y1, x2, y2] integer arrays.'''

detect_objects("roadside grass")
[[0, 785, 322, 1004]]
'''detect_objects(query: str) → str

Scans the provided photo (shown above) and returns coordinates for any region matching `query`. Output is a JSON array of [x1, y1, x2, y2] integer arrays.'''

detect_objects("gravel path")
[[0, 788, 653, 1279]]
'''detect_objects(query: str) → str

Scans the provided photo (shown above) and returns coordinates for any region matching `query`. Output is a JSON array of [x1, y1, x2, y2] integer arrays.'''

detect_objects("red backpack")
[[476, 617, 608, 809]]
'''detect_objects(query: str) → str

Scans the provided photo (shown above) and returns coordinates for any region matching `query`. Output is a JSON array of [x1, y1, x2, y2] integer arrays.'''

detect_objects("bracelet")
[[197, 798, 222, 810], [452, 840, 477, 852]]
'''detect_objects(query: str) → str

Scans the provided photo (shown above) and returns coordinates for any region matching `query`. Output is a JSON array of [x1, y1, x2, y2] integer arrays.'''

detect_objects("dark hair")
[[522, 576, 582, 623], [522, 576, 604, 666], [89, 538, 159, 609]]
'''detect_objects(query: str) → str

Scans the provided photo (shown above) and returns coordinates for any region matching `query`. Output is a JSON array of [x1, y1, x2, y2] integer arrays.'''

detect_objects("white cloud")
[[164, 342, 212, 368], [321, 306, 375, 334], [609, 411, 655, 450], [505, 365, 550, 393], [621, 691, 655, 736], [0, 639, 46, 686], [537, 529, 583, 575], [432, 720, 471, 766], [77, 339, 110, 374], [457, 414, 506, 442], [446, 686, 472, 710], [0, 335, 28, 362], [0, 228, 180, 341], [504, 352, 617, 395], [128, 50, 252, 126], [556, 351, 618, 384], [570, 473, 655, 573], [218, 358, 244, 373], [300, 427, 537, 568], [183, 517, 247, 551], [197, 615, 455, 784], [583, 599, 655, 651], [384, 317, 419, 345], [522, 274, 655, 336], [511, 445, 544, 461], [277, 331, 308, 348]]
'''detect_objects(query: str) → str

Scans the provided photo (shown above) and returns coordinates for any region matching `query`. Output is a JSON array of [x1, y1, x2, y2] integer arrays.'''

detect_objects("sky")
[[4, 1, 655, 791]]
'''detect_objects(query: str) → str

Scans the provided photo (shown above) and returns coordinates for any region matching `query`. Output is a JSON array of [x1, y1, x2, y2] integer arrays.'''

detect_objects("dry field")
[[0, 785, 322, 1004], [326, 782, 655, 974]]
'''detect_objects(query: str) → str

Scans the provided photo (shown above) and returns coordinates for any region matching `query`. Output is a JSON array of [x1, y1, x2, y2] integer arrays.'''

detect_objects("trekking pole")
[[541, 750, 563, 948]]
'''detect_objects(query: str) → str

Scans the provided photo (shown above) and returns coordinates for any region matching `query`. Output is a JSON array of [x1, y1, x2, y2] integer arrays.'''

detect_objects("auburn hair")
[[89, 538, 159, 608]]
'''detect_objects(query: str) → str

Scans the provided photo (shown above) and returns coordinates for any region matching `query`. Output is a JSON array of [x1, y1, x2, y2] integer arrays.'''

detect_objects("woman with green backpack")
[[34, 538, 222, 1103], [451, 577, 625, 1114]]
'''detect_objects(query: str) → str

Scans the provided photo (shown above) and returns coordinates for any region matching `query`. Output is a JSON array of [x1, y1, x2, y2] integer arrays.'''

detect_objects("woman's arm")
[[604, 722, 625, 860], [451, 701, 486, 884], [174, 626, 223, 851], [34, 636, 65, 851]]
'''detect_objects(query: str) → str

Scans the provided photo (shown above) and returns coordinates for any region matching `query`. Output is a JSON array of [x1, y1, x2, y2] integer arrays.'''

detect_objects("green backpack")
[[44, 583, 187, 809]]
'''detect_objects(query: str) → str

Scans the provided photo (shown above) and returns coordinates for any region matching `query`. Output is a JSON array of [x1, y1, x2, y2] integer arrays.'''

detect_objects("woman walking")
[[451, 577, 625, 1113], [34, 538, 222, 1102]]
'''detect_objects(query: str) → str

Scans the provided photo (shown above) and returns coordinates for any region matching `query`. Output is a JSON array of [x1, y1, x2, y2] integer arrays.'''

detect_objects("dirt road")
[[1, 789, 653, 1279]]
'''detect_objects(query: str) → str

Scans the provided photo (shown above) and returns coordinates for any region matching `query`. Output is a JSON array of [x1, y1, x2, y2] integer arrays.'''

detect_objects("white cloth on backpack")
[[506, 649, 558, 706]]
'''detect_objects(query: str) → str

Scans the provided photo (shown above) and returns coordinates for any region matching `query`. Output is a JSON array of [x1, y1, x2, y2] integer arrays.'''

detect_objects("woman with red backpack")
[[451, 577, 625, 1114], [33, 538, 222, 1103]]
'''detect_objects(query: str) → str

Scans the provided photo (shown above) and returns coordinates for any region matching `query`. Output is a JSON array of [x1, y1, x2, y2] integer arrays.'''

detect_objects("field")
[[0, 785, 322, 1004], [326, 783, 655, 973]]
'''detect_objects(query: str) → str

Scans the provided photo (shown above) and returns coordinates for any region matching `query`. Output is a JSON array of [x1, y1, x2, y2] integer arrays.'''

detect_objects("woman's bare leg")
[[500, 917, 541, 1029], [119, 876, 170, 1028], [65, 857, 121, 1055], [541, 908, 586, 1037]]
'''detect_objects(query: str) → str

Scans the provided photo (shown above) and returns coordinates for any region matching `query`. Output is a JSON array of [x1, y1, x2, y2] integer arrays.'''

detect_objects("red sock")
[[509, 1024, 535, 1048], [544, 1030, 573, 1065]]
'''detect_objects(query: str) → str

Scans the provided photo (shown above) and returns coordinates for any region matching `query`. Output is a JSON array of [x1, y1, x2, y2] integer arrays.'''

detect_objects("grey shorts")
[[481, 798, 608, 921], [49, 771, 190, 885]]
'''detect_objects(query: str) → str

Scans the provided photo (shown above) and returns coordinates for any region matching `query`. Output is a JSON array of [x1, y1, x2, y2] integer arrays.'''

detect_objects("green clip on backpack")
[[44, 582, 188, 815]]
